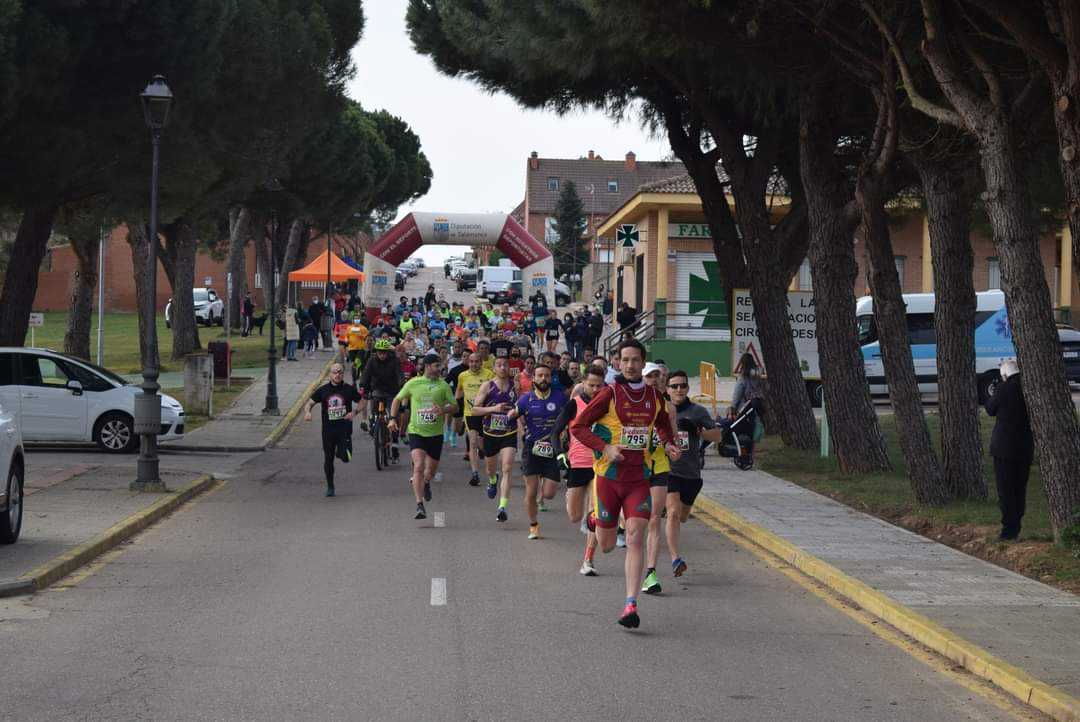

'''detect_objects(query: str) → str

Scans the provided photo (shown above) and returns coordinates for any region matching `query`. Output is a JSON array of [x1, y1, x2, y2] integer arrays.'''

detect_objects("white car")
[[0, 348, 185, 453], [0, 396, 24, 543], [165, 287, 224, 328]]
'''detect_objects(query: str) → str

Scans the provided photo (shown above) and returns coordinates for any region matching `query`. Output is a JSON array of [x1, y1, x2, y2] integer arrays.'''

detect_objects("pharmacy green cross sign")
[[616, 224, 639, 247]]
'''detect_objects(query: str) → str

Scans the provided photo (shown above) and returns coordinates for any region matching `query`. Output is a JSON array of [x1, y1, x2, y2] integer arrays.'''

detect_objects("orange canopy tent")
[[288, 250, 364, 283]]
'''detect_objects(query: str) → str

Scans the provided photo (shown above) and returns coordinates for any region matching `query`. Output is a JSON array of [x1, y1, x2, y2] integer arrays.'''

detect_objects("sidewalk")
[[696, 464, 1080, 717], [0, 465, 212, 595], [162, 351, 332, 452]]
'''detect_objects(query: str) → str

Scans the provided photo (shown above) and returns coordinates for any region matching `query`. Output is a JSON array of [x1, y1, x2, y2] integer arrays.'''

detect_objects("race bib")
[[418, 407, 439, 424], [489, 414, 510, 432], [327, 405, 347, 421], [620, 426, 649, 450], [532, 440, 554, 458], [676, 431, 690, 450]]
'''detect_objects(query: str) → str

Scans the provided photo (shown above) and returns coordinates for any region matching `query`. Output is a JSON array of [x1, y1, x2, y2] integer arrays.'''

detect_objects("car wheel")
[[95, 412, 138, 453], [806, 381, 824, 408], [977, 371, 1000, 405], [165, 319, 171, 329], [0, 460, 23, 544]]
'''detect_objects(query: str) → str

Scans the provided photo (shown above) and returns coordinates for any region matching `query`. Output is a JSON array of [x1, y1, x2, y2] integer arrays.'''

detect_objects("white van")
[[857, 290, 1080, 399], [476, 265, 521, 299]]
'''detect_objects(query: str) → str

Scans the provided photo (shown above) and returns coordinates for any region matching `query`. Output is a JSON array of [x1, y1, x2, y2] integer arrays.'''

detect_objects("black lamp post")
[[263, 186, 281, 415], [132, 75, 172, 493]]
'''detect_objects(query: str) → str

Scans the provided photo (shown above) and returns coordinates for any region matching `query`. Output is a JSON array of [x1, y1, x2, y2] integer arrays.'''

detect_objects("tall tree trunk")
[[252, 217, 270, 310], [858, 176, 946, 503], [0, 204, 58, 346], [275, 218, 303, 311], [981, 120, 1080, 541], [799, 82, 890, 473], [226, 206, 250, 330], [62, 234, 99, 361], [126, 224, 159, 373], [159, 220, 202, 360], [914, 156, 986, 500]]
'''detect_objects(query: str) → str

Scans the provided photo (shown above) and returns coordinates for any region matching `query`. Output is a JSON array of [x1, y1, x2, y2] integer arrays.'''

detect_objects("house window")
[[607, 180, 618, 193], [544, 216, 559, 244], [596, 249, 614, 263], [798, 258, 812, 291], [987, 257, 1001, 289], [547, 177, 559, 192], [894, 255, 906, 288], [254, 272, 262, 289]]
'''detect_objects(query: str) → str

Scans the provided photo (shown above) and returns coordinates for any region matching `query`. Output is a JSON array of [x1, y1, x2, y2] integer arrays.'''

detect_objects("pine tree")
[[553, 180, 587, 294]]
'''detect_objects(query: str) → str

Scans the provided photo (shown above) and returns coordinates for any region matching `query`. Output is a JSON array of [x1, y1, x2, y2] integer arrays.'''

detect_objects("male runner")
[[473, 356, 518, 521], [665, 369, 723, 576], [552, 364, 606, 575], [570, 339, 680, 628], [642, 362, 678, 595], [303, 363, 361, 497], [507, 364, 566, 539], [455, 352, 493, 486], [476, 339, 494, 372], [389, 353, 457, 520]]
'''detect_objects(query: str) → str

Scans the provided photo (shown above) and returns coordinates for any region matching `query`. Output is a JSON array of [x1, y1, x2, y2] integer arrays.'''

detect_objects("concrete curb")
[[0, 474, 218, 598], [692, 494, 1080, 722], [262, 355, 334, 449]]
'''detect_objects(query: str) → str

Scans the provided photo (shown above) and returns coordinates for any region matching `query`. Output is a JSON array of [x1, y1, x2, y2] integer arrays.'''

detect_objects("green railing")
[[653, 299, 731, 342]]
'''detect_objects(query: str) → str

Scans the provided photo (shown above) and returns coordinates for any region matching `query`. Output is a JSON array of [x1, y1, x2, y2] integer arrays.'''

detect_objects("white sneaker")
[[579, 559, 597, 576], [433, 472, 443, 483], [616, 530, 627, 548], [579, 517, 590, 535]]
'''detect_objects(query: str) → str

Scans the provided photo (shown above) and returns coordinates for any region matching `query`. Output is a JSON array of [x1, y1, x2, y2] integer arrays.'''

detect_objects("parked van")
[[857, 290, 1080, 399], [476, 265, 521, 299]]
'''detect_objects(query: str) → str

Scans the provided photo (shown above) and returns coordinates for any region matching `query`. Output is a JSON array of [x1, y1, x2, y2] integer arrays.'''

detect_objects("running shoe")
[[486, 477, 498, 500], [617, 602, 640, 629], [325, 486, 335, 498], [579, 559, 597, 576], [616, 528, 627, 548], [672, 557, 688, 577], [415, 502, 426, 520], [528, 523, 541, 540], [360, 421, 369, 433], [424, 482, 432, 502], [468, 472, 480, 487], [538, 500, 548, 512], [496, 507, 508, 522], [642, 569, 662, 595]]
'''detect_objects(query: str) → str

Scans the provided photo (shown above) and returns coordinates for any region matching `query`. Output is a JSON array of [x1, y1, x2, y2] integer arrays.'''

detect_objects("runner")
[[473, 357, 518, 521], [664, 369, 723, 576], [507, 363, 566, 539], [357, 338, 403, 460], [544, 309, 561, 353], [552, 364, 606, 575], [389, 353, 457, 520], [642, 361, 678, 595], [454, 352, 493, 486], [303, 363, 361, 497], [346, 318, 369, 384], [570, 339, 680, 628]]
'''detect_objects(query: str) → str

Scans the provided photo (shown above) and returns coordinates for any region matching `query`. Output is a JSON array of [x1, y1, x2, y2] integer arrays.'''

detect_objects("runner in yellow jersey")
[[455, 352, 494, 487], [346, 320, 369, 384], [642, 362, 677, 595]]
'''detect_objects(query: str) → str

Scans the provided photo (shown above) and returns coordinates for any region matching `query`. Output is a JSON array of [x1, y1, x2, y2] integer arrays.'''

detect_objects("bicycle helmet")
[[374, 338, 394, 351]]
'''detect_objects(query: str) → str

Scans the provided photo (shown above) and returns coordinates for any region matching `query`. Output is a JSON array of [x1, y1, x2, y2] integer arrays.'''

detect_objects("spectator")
[[307, 297, 324, 347], [241, 293, 255, 337], [616, 302, 638, 331], [444, 261, 451, 278], [587, 309, 604, 355], [424, 284, 437, 310], [732, 352, 764, 409], [602, 290, 614, 317], [985, 359, 1034, 541], [283, 306, 300, 361]]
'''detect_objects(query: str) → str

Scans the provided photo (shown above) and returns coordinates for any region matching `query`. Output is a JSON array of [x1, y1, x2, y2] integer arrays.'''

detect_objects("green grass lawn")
[[757, 413, 1080, 591], [28, 311, 275, 375]]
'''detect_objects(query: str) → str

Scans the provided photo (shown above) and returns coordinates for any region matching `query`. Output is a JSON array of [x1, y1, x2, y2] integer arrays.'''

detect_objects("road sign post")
[[28, 312, 43, 347]]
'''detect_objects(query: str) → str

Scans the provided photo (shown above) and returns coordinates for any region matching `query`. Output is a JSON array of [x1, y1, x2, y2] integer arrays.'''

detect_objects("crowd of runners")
[[303, 288, 722, 629]]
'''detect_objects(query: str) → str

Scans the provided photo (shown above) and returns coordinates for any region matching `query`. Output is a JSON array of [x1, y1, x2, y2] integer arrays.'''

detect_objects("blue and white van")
[[857, 290, 1080, 399]]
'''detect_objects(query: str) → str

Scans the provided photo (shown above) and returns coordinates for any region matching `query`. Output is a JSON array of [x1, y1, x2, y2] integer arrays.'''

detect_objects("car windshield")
[[856, 315, 877, 346], [59, 355, 127, 386], [193, 290, 209, 303]]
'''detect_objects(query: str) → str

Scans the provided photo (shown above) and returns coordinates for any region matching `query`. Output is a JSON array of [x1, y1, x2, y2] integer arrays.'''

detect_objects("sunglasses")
[[330, 369, 344, 375], [668, 382, 689, 389]]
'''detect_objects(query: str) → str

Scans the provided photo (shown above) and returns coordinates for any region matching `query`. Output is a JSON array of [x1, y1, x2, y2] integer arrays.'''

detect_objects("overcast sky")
[[347, 0, 670, 263]]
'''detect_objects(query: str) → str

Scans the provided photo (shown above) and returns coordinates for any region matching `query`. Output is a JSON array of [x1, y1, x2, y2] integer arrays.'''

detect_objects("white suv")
[[0, 348, 185, 453], [0, 396, 24, 543], [165, 287, 224, 328]]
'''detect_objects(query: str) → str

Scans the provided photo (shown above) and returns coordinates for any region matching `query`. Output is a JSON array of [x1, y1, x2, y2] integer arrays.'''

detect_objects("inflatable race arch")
[[362, 212, 555, 309]]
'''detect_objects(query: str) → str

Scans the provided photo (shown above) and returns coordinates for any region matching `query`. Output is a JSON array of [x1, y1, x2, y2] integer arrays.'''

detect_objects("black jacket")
[[985, 374, 1033, 462]]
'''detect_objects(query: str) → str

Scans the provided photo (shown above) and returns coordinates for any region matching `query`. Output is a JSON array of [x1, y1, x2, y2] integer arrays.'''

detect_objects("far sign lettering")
[[204, 276, 212, 286], [28, 312, 44, 327]]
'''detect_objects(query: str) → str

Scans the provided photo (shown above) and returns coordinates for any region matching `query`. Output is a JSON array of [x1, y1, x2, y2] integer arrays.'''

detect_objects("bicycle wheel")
[[374, 419, 386, 470]]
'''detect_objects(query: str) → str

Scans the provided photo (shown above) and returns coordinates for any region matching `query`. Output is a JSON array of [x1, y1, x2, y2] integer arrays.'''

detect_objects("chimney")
[[588, 150, 595, 160], [529, 150, 539, 170], [625, 151, 637, 171]]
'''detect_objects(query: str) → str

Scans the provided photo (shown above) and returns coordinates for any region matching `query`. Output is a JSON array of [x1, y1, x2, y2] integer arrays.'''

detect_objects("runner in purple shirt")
[[508, 364, 567, 540]]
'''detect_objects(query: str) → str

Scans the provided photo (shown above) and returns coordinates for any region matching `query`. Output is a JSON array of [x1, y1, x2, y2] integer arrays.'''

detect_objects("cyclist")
[[389, 353, 457, 520], [552, 364, 606, 576], [570, 339, 680, 629], [303, 363, 361, 497], [642, 361, 678, 595], [357, 338, 403, 460], [455, 352, 493, 486], [507, 363, 566, 540], [473, 356, 518, 521]]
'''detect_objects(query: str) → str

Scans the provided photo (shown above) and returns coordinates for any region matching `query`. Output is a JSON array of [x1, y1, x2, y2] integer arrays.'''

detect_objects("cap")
[[643, 362, 662, 376], [422, 352, 441, 366]]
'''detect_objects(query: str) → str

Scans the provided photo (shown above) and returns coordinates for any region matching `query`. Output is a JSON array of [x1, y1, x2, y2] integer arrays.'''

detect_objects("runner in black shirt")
[[304, 363, 361, 497]]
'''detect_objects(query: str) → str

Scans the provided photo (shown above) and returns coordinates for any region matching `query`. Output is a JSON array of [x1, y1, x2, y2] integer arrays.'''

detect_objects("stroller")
[[701, 400, 763, 471]]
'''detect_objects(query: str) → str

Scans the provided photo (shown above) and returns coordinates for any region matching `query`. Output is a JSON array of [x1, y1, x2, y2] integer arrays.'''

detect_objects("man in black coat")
[[985, 359, 1034, 541], [307, 297, 324, 348], [616, 302, 638, 331]]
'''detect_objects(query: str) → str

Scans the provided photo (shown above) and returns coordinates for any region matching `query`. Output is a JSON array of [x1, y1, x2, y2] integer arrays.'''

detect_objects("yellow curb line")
[[262, 355, 335, 449], [692, 494, 1080, 722], [18, 473, 218, 593]]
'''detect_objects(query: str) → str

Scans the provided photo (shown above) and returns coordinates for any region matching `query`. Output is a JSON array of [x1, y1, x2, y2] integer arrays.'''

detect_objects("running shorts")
[[465, 416, 484, 433], [567, 467, 594, 489], [650, 471, 669, 489], [409, 433, 444, 460], [667, 475, 704, 507], [483, 432, 517, 457], [522, 445, 560, 481], [593, 477, 651, 529]]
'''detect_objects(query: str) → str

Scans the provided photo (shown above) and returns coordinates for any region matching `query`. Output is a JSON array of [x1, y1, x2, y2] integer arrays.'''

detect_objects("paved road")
[[0, 410, 1025, 720]]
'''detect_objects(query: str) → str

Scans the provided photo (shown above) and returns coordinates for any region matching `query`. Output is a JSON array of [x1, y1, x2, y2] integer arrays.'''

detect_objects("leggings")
[[322, 427, 349, 487]]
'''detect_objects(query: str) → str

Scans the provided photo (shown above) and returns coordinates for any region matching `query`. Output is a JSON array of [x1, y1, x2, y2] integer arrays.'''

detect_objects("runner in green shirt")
[[390, 353, 457, 519]]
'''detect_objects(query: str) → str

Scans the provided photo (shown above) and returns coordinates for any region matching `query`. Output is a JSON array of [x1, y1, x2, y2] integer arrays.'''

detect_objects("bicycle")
[[371, 397, 392, 470]]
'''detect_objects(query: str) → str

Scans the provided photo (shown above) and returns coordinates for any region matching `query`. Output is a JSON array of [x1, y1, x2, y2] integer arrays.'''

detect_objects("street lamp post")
[[263, 209, 280, 415], [132, 75, 172, 493]]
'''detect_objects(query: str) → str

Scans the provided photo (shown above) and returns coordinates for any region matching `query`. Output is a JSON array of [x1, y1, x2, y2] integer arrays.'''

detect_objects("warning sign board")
[[731, 289, 819, 380]]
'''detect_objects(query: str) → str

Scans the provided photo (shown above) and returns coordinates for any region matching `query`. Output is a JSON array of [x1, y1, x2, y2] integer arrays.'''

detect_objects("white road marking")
[[433, 512, 445, 528], [430, 577, 447, 606]]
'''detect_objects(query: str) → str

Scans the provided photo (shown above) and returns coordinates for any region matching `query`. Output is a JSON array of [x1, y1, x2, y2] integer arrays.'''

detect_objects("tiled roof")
[[639, 174, 697, 194], [526, 156, 686, 214]]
